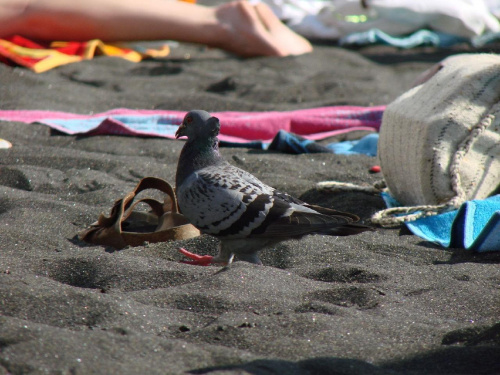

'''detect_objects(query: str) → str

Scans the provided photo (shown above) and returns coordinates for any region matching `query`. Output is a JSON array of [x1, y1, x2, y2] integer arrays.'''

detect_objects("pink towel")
[[0, 106, 385, 143]]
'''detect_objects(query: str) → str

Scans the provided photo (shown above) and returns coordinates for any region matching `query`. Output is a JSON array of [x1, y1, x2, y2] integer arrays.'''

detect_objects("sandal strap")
[[79, 177, 199, 249]]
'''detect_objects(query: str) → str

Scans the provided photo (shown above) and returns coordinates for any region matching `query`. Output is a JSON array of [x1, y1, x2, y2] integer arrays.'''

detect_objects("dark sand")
[[1, 27, 500, 375]]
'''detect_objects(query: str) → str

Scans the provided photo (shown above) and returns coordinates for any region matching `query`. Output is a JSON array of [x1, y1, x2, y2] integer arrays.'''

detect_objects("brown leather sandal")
[[79, 177, 200, 249]]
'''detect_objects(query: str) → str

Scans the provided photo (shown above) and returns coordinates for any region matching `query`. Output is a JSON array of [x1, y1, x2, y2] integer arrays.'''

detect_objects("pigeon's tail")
[[258, 208, 375, 239], [319, 222, 375, 236], [298, 204, 375, 236]]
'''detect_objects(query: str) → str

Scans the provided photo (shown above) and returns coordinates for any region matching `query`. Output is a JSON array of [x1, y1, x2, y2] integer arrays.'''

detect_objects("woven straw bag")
[[374, 53, 500, 224]]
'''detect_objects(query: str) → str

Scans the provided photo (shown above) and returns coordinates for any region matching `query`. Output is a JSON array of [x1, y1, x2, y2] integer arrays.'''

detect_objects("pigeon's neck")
[[176, 136, 223, 187]]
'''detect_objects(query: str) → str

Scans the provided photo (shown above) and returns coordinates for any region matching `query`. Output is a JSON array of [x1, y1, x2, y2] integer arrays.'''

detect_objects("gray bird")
[[175, 110, 374, 266]]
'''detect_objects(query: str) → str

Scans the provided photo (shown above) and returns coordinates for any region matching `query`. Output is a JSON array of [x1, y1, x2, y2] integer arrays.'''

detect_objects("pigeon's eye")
[[186, 116, 193, 124]]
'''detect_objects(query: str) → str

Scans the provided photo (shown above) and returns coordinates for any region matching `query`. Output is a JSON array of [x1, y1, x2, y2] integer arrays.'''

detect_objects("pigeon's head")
[[176, 110, 220, 140]]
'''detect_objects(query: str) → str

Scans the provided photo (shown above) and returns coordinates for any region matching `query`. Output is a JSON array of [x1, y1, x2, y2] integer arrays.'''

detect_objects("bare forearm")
[[0, 0, 312, 57], [2, 0, 222, 43]]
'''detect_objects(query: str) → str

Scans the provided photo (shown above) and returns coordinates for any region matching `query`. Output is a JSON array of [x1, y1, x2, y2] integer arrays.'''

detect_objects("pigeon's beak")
[[175, 122, 187, 139]]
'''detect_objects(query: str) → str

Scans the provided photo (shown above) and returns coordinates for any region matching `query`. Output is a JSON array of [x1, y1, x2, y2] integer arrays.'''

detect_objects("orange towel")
[[0, 35, 171, 73]]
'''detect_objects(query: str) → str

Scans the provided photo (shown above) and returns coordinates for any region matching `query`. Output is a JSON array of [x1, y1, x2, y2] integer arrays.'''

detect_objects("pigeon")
[[175, 110, 374, 266]]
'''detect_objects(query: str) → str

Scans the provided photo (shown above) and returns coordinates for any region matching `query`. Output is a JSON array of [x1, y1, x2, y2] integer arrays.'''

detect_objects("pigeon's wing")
[[176, 163, 277, 238], [269, 190, 361, 222], [208, 166, 357, 238], [248, 193, 369, 238]]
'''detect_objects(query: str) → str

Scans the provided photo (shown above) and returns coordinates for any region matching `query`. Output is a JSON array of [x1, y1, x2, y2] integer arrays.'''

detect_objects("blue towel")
[[382, 193, 500, 252], [327, 133, 378, 156], [267, 130, 332, 154], [339, 29, 466, 48], [267, 130, 378, 156], [472, 31, 500, 47]]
